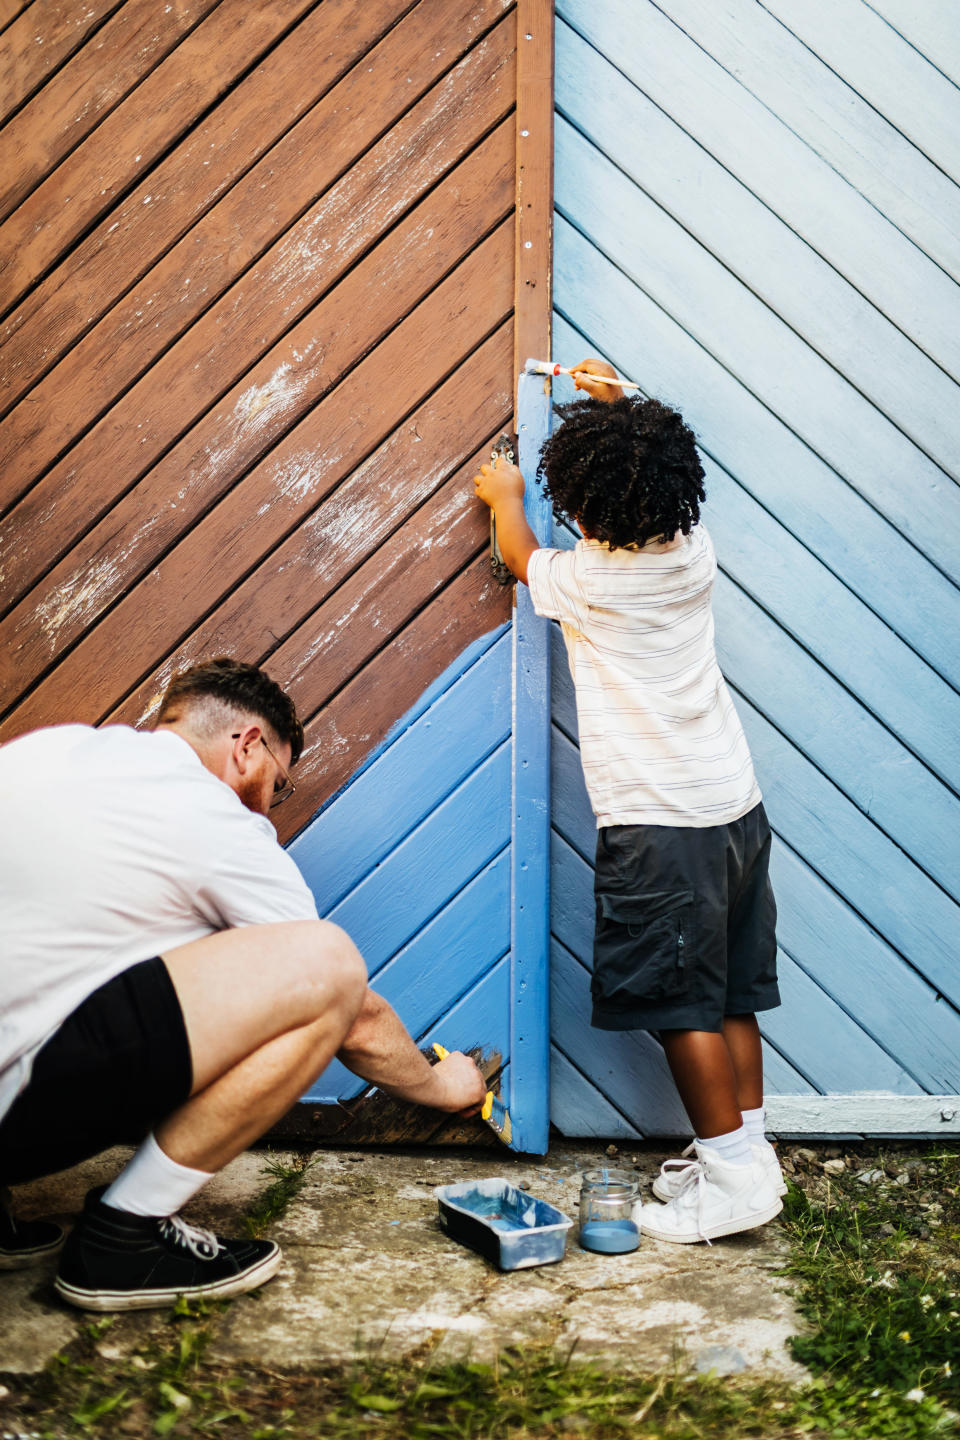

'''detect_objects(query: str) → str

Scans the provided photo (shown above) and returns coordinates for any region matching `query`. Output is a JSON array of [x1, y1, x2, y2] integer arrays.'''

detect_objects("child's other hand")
[[472, 455, 525, 510], [570, 356, 624, 402]]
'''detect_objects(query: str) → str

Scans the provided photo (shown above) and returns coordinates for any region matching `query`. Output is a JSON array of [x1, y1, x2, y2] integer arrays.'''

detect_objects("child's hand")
[[570, 356, 624, 403], [473, 455, 526, 510]]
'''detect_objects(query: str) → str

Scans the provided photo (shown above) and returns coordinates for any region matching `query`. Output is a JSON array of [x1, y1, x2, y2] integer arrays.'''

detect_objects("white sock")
[[742, 1106, 767, 1144], [697, 1124, 753, 1166], [102, 1133, 212, 1218]]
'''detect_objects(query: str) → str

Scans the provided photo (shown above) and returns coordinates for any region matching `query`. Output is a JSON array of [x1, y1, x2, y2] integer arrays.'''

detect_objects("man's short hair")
[[157, 658, 305, 764]]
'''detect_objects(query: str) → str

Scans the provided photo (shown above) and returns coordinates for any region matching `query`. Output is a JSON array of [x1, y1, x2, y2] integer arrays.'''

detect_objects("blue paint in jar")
[[579, 1218, 639, 1254]]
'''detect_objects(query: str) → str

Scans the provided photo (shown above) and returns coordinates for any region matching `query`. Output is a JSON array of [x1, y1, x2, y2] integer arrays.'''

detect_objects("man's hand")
[[570, 356, 624, 403], [473, 455, 526, 511], [427, 1049, 487, 1116]]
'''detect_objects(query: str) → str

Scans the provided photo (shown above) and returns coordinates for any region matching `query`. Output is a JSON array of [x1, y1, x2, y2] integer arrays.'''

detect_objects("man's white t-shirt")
[[527, 527, 761, 828], [0, 725, 319, 1124]]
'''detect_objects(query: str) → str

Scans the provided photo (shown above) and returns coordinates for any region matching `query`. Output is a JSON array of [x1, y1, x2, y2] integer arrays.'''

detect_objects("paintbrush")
[[524, 358, 640, 389], [432, 1044, 513, 1146]]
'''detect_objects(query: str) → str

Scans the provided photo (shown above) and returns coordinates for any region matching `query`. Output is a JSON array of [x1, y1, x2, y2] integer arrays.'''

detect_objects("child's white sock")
[[102, 1133, 212, 1217], [741, 1106, 767, 1144], [697, 1124, 753, 1166]]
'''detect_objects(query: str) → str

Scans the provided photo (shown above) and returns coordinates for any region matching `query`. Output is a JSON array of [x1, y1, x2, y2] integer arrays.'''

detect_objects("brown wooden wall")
[[0, 0, 551, 842]]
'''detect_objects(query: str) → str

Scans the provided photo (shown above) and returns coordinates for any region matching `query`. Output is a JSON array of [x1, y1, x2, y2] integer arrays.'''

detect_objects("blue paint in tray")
[[435, 1178, 573, 1270]]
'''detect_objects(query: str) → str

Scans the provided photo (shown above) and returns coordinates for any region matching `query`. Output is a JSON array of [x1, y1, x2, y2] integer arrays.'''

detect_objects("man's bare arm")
[[337, 989, 486, 1114]]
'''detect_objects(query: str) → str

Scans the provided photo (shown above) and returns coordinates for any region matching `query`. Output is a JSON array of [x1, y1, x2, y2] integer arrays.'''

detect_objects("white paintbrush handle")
[[527, 359, 640, 389]]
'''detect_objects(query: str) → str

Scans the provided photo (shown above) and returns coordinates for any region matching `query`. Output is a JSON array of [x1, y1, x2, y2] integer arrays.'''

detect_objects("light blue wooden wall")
[[549, 0, 960, 1136]]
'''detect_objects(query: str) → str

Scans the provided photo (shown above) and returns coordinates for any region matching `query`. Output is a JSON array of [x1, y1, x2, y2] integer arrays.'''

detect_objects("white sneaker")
[[639, 1143, 783, 1244], [652, 1137, 786, 1202]]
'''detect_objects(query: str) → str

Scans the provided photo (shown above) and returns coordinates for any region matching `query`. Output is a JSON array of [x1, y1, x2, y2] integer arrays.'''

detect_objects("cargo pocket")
[[592, 889, 694, 1008]]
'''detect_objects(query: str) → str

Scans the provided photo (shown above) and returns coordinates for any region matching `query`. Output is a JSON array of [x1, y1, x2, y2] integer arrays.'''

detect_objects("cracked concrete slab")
[[2, 1141, 807, 1383]]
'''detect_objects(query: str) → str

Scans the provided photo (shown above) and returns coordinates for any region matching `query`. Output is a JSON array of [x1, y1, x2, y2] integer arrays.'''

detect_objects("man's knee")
[[302, 920, 367, 1016]]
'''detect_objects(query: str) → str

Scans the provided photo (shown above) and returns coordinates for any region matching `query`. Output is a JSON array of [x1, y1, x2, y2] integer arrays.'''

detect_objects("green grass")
[[1, 1146, 959, 1439], [241, 1152, 318, 1239]]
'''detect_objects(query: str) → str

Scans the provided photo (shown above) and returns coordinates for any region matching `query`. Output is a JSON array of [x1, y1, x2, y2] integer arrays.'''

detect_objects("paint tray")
[[435, 1177, 573, 1271]]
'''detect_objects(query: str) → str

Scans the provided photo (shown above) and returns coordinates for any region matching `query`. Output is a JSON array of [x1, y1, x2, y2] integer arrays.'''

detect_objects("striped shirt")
[[527, 527, 761, 828]]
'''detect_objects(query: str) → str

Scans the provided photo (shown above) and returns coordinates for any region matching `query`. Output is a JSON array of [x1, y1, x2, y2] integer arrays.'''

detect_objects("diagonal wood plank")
[[0, 126, 514, 702], [0, 225, 514, 737], [0, 0, 122, 122], [0, 10, 516, 542], [0, 0, 413, 408], [0, 0, 221, 220], [0, 0, 324, 310], [108, 330, 513, 729], [277, 555, 512, 840]]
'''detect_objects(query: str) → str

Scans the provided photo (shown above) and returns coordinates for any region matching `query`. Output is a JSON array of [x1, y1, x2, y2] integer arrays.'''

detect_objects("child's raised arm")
[[472, 455, 539, 586]]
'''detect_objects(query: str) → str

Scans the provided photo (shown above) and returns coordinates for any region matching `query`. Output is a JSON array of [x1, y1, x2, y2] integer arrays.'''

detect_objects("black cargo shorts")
[[590, 801, 780, 1033]]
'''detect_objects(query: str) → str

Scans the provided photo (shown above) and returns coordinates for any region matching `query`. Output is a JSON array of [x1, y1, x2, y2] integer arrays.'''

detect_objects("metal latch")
[[489, 431, 516, 586]]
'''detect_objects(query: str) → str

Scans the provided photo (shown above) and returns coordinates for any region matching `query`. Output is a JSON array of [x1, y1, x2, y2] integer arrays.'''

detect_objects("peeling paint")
[[234, 362, 306, 429], [35, 556, 127, 646]]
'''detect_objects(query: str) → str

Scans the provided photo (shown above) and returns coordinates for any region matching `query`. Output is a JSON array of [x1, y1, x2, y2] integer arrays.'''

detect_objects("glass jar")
[[578, 1168, 640, 1253]]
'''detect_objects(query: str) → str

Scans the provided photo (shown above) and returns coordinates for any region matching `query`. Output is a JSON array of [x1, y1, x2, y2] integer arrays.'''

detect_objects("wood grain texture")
[[0, 135, 515, 703], [0, 225, 514, 737], [277, 556, 513, 842], [557, 0, 960, 386], [109, 331, 514, 732], [0, 3, 36, 38], [556, 35, 960, 474], [866, 0, 960, 88], [0, 0, 220, 221], [0, 0, 121, 123], [0, 0, 317, 310], [551, 0, 960, 1124], [647, 0, 960, 285], [0, 0, 412, 409], [553, 272, 960, 692], [290, 635, 512, 914], [555, 157, 960, 571], [0, 13, 516, 560], [0, 0, 556, 1149], [760, 0, 960, 182]]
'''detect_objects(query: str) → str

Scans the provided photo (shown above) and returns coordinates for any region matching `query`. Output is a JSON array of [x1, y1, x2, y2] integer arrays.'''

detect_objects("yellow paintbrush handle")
[[432, 1042, 449, 1060]]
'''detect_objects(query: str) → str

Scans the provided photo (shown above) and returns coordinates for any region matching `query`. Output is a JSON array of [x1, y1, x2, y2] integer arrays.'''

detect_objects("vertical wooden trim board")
[[506, 0, 555, 1152]]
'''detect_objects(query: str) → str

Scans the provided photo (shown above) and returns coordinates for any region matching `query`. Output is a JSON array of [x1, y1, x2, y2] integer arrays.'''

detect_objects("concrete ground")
[[1, 1140, 807, 1383]]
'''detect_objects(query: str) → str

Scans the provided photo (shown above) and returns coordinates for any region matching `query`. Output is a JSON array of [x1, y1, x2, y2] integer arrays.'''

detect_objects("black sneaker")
[[54, 1188, 282, 1312], [0, 1186, 66, 1270]]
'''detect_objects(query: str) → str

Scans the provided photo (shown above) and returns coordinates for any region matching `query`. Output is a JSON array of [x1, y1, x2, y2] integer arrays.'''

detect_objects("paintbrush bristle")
[[482, 1090, 512, 1145]]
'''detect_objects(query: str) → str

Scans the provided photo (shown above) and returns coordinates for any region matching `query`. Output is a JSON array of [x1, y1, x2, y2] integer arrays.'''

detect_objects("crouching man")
[[0, 658, 485, 1310]]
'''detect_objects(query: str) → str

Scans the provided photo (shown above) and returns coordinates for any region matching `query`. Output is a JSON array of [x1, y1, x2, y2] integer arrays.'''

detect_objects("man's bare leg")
[[96, 920, 364, 1218], [162, 919, 367, 1096]]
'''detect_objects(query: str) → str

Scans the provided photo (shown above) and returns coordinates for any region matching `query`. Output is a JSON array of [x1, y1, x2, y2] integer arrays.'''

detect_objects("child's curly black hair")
[[537, 394, 706, 548]]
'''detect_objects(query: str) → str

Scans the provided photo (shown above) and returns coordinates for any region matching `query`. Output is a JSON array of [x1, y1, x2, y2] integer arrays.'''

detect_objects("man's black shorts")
[[0, 958, 193, 1185], [591, 801, 780, 1033]]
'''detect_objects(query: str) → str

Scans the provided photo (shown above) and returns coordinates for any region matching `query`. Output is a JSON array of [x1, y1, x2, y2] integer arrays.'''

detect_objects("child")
[[473, 359, 784, 1243]]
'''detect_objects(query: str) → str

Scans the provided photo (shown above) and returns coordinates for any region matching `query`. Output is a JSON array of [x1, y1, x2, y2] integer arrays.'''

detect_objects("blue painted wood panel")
[[549, 0, 960, 1135]]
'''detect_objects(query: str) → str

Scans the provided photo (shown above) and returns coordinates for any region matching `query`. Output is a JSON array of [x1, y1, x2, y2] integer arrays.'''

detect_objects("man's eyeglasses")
[[232, 733, 296, 808]]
